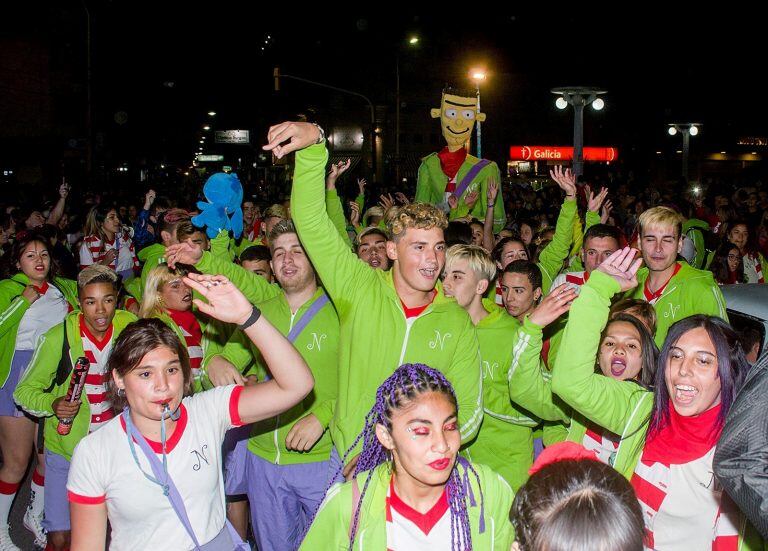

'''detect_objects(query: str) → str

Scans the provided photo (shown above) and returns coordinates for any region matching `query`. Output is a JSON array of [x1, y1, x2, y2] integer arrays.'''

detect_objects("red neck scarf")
[[167, 309, 202, 345], [643, 402, 722, 465], [437, 146, 467, 180]]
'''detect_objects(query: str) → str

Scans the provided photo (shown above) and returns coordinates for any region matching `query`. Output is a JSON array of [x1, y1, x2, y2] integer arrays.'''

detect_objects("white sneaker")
[[0, 524, 20, 551], [22, 505, 46, 549]]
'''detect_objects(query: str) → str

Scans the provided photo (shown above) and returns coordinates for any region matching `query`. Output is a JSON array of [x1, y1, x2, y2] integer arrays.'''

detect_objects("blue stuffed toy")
[[192, 172, 244, 239]]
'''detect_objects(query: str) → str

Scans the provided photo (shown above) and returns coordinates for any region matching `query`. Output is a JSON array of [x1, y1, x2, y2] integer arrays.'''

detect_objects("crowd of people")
[[0, 119, 765, 550]]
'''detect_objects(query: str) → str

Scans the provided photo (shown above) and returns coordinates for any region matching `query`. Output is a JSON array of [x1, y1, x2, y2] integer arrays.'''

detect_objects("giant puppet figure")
[[416, 87, 505, 232]]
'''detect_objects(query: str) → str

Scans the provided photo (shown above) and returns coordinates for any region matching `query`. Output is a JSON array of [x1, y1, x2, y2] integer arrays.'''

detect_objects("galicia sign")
[[509, 146, 618, 162]]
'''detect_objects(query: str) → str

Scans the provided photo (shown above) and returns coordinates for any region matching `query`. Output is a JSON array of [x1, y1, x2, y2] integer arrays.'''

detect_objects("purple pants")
[[0, 350, 33, 417], [245, 452, 330, 551], [223, 425, 251, 496], [43, 449, 71, 532]]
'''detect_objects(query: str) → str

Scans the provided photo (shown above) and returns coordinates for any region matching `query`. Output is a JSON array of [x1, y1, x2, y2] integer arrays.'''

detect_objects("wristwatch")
[[312, 123, 326, 144]]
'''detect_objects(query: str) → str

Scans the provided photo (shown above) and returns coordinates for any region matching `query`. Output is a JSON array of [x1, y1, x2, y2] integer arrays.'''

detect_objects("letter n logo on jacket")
[[429, 330, 452, 351]]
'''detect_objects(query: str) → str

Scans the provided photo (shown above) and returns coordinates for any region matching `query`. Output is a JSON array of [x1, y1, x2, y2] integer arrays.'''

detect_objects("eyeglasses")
[[727, 254, 740, 260]]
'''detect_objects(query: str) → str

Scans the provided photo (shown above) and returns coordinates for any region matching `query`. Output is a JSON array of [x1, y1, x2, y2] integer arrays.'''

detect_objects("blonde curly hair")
[[386, 202, 448, 242]]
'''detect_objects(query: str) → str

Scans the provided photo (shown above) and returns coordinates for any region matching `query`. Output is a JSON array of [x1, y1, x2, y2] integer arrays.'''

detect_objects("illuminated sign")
[[509, 146, 618, 162], [215, 130, 250, 144], [197, 155, 225, 162]]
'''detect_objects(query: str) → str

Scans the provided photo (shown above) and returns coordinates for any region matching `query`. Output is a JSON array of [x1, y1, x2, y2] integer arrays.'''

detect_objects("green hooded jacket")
[[210, 288, 338, 465], [463, 299, 538, 490], [625, 261, 727, 347], [301, 461, 514, 550], [292, 144, 483, 457], [0, 274, 79, 388], [13, 310, 137, 460]]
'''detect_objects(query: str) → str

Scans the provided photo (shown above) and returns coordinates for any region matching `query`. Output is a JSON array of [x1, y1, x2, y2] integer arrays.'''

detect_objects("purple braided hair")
[[301, 363, 486, 550]]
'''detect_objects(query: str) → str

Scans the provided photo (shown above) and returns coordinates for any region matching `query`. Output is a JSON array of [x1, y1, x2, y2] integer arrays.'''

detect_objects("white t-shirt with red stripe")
[[67, 385, 245, 551], [16, 281, 69, 351], [79, 316, 115, 432], [79, 233, 139, 274], [385, 478, 451, 550]]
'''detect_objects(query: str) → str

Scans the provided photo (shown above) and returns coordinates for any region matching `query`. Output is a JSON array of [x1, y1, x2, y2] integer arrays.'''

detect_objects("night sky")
[[2, 8, 766, 180]]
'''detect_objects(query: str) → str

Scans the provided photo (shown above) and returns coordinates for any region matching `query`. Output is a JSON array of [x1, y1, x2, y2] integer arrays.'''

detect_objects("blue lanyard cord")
[[124, 405, 177, 496]]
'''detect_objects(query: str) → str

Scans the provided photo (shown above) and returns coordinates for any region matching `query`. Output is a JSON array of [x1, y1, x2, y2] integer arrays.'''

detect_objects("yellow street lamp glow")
[[203, 125, 211, 130], [409, 36, 419, 45], [470, 70, 486, 82], [207, 111, 216, 117]]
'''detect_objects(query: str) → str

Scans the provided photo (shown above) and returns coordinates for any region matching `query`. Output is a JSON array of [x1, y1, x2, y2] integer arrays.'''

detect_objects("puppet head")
[[430, 86, 486, 150]]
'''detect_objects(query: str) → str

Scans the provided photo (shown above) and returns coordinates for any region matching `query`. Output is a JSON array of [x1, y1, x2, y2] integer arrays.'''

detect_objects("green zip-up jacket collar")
[[292, 143, 483, 457], [215, 288, 339, 465], [301, 461, 515, 550], [0, 274, 79, 387], [552, 270, 763, 550], [13, 310, 137, 460], [625, 261, 728, 347]]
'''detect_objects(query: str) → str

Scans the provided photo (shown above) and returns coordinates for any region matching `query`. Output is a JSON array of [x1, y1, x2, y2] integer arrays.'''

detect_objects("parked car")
[[721, 284, 768, 362]]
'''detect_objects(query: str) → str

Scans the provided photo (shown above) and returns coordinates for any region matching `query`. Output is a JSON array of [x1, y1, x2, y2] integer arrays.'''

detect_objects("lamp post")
[[667, 123, 700, 182], [395, 36, 420, 185], [274, 68, 377, 178], [470, 69, 487, 158], [551, 87, 606, 179]]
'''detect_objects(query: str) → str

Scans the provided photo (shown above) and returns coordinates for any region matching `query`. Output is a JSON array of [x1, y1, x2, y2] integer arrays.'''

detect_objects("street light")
[[470, 68, 487, 158], [551, 86, 607, 179], [395, 35, 420, 185], [207, 111, 216, 117], [667, 123, 701, 182], [203, 125, 211, 131]]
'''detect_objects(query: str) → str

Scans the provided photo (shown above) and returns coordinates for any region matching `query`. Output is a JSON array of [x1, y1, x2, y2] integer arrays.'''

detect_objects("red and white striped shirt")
[[581, 422, 619, 466], [79, 233, 139, 275], [167, 309, 203, 379], [631, 450, 739, 550], [550, 270, 590, 295], [79, 315, 115, 432]]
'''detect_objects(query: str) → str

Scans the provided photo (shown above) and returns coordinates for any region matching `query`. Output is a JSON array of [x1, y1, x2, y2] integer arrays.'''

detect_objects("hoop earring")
[[117, 388, 125, 398]]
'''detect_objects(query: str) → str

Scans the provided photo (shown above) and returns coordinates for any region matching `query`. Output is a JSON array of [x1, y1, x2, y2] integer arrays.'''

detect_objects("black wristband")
[[237, 306, 262, 330]]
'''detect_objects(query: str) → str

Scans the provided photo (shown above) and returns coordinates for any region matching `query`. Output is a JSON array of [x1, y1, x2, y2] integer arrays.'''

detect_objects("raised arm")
[[482, 179, 498, 252], [265, 122, 376, 308], [183, 273, 313, 425], [46, 182, 70, 227], [507, 285, 576, 422], [165, 241, 281, 305], [551, 248, 649, 435], [537, 167, 578, 293]]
